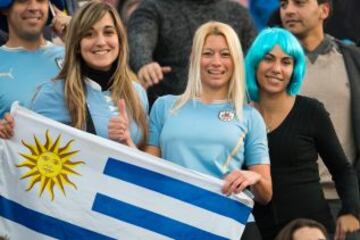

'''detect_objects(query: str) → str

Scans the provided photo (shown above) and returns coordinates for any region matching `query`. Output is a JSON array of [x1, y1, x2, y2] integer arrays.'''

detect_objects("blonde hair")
[[57, 0, 148, 149], [171, 21, 246, 119]]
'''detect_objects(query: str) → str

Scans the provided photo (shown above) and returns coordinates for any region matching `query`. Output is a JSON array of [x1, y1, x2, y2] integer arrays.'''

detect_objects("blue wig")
[[245, 27, 306, 101]]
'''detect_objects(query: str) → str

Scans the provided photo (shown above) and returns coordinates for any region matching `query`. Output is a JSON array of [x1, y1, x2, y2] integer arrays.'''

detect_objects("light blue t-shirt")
[[149, 95, 270, 179], [31, 79, 148, 145], [0, 42, 64, 118]]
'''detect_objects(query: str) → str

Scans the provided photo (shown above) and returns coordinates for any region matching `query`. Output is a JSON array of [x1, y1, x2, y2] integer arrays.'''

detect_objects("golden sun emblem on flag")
[[16, 130, 85, 200]]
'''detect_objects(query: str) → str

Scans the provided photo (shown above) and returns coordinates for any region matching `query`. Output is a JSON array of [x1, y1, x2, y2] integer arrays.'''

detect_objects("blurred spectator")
[[249, 0, 279, 30], [117, 0, 139, 25], [275, 218, 328, 240], [324, 0, 360, 45], [127, 0, 256, 106], [0, 0, 64, 118], [268, 0, 360, 46]]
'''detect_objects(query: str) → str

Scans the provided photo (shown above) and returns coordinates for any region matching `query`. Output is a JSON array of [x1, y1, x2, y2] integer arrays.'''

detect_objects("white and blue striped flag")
[[0, 103, 253, 240]]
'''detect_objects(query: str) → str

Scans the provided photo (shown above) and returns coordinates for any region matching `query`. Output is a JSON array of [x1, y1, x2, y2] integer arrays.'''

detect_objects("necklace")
[[265, 121, 272, 133], [253, 102, 273, 133]]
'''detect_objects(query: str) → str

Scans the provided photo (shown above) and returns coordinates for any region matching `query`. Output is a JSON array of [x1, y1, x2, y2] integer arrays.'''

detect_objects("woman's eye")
[[221, 52, 231, 58], [84, 32, 94, 38], [282, 59, 294, 65], [104, 29, 116, 36], [263, 55, 273, 62], [202, 51, 213, 56]]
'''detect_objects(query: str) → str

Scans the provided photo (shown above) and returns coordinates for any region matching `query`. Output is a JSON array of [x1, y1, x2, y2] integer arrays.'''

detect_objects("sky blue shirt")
[[31, 79, 148, 145], [149, 95, 270, 179], [0, 42, 64, 118]]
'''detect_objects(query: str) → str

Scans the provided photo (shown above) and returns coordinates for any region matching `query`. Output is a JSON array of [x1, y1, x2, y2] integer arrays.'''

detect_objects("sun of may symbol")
[[17, 130, 85, 200]]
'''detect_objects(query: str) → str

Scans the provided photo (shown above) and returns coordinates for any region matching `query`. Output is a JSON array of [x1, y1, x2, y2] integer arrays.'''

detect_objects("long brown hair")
[[57, 0, 148, 149]]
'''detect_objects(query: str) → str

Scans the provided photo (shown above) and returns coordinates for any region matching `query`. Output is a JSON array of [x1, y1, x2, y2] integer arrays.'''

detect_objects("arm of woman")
[[313, 101, 360, 237], [222, 164, 272, 204], [223, 107, 272, 204]]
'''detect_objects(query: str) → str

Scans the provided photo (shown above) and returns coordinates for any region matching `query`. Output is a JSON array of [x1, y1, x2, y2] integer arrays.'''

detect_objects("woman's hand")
[[0, 113, 15, 139], [222, 165, 272, 204], [222, 169, 261, 195], [335, 214, 360, 240], [108, 99, 135, 148]]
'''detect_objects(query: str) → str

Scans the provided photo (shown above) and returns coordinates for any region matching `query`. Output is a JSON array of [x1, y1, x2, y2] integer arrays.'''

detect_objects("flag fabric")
[[0, 103, 253, 240]]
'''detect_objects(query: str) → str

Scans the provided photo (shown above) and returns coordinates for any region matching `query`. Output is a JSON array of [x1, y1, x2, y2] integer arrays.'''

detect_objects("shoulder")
[[152, 94, 178, 109], [31, 79, 65, 110], [243, 104, 263, 122], [42, 42, 64, 56], [295, 95, 328, 120], [151, 95, 178, 116], [32, 79, 65, 105], [296, 95, 324, 109], [336, 39, 360, 57]]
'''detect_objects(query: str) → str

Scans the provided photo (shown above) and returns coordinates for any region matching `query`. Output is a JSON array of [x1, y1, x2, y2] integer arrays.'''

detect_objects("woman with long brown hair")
[[31, 0, 148, 149]]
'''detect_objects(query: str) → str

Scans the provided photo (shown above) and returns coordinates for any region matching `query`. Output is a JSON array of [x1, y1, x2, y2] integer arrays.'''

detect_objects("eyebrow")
[[266, 52, 293, 60]]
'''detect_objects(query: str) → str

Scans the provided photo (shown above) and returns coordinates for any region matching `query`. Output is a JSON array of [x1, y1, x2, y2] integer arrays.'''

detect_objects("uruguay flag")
[[0, 103, 253, 240]]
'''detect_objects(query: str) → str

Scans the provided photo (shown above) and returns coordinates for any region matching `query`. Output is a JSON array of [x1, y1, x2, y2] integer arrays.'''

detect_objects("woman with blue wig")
[[246, 28, 360, 240]]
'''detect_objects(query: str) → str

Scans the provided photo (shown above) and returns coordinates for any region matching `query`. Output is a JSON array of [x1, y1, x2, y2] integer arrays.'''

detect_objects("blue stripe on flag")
[[0, 195, 114, 240], [93, 193, 228, 240], [104, 157, 251, 224]]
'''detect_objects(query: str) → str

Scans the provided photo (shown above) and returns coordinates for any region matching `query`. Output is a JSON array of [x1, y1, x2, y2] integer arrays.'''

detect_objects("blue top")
[[0, 42, 64, 118], [149, 95, 270, 178], [31, 78, 148, 145]]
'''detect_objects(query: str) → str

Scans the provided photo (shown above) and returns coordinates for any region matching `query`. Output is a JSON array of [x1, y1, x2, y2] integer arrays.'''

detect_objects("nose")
[[270, 60, 282, 74], [27, 0, 41, 10], [95, 34, 106, 46], [211, 53, 222, 66]]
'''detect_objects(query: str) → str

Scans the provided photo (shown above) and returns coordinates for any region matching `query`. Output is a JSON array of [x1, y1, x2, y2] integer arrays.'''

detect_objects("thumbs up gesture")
[[108, 99, 136, 148]]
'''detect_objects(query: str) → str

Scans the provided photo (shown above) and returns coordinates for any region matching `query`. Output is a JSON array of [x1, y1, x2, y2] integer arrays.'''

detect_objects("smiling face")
[[5, 0, 48, 42], [80, 11, 119, 71], [280, 0, 329, 38], [200, 34, 234, 95], [256, 45, 294, 96]]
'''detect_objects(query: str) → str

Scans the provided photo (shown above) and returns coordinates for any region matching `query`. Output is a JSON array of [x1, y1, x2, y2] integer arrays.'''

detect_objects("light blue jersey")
[[31, 79, 148, 145], [149, 95, 270, 179], [0, 42, 64, 118]]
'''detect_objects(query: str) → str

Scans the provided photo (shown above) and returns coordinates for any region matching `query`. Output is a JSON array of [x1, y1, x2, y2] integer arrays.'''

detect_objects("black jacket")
[[338, 41, 360, 194]]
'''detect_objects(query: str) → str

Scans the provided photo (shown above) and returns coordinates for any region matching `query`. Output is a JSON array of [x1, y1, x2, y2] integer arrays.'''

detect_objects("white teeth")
[[93, 50, 109, 55], [207, 70, 225, 74], [267, 76, 283, 82]]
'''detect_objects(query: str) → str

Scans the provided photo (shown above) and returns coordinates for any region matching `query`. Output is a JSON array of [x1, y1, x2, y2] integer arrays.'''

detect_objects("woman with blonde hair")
[[146, 21, 272, 239], [30, 0, 148, 149]]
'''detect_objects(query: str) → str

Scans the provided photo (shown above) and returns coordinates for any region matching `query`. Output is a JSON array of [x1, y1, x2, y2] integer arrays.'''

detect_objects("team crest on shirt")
[[218, 110, 235, 122], [55, 57, 64, 69]]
